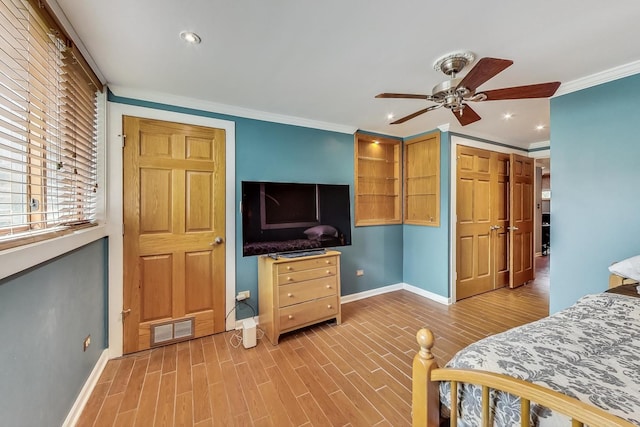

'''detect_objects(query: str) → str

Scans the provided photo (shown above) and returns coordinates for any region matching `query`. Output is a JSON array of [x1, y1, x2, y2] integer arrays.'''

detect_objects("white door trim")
[[107, 102, 236, 358]]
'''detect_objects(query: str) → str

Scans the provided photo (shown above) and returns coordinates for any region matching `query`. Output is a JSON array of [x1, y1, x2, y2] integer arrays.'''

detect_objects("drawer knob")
[[326, 270, 331, 274], [288, 315, 293, 320], [325, 260, 330, 264], [287, 266, 292, 270], [327, 304, 332, 309], [287, 293, 293, 298], [326, 285, 331, 289], [287, 277, 293, 281]]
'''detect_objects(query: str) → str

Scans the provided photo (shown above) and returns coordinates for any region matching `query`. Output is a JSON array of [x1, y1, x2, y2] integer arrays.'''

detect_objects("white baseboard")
[[340, 283, 403, 304], [341, 282, 450, 305], [63, 349, 109, 427], [400, 282, 451, 305]]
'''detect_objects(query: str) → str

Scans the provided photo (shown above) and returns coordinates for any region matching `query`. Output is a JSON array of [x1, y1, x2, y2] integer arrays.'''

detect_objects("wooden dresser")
[[258, 250, 341, 344]]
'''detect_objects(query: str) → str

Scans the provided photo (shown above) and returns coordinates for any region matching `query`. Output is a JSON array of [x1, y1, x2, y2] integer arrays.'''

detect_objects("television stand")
[[258, 250, 341, 344]]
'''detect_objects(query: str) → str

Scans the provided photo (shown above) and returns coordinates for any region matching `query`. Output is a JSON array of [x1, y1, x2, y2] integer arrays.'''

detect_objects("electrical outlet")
[[356, 269, 364, 276], [236, 290, 250, 301], [83, 335, 91, 352]]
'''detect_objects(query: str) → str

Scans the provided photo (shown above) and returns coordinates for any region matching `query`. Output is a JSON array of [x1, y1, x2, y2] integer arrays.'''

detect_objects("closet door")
[[456, 147, 531, 300], [509, 154, 535, 287], [456, 146, 493, 299], [492, 153, 510, 289]]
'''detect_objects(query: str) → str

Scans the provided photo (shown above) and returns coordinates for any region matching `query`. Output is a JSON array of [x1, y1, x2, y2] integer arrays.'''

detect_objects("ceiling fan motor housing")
[[431, 78, 470, 111]]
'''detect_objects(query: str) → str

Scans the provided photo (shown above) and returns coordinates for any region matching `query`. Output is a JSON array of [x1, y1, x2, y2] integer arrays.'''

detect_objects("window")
[[0, 0, 102, 250]]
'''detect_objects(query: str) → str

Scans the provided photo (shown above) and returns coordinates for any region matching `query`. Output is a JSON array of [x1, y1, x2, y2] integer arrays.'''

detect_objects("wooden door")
[[509, 154, 535, 287], [456, 146, 493, 299], [492, 153, 510, 289], [123, 116, 226, 354]]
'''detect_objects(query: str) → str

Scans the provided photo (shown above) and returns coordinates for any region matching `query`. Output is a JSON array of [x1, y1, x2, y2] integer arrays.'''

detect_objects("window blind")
[[0, 0, 102, 250]]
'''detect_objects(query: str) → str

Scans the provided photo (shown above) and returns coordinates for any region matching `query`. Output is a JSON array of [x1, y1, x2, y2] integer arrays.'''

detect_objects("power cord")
[[224, 300, 264, 348], [224, 299, 257, 323]]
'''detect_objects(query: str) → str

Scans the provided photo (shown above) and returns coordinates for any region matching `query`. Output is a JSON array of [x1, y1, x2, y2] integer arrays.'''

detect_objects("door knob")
[[508, 226, 519, 231], [210, 236, 224, 245]]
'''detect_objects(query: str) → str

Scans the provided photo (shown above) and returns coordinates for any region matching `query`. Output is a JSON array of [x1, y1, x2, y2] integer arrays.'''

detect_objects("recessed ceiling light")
[[180, 31, 201, 44], [387, 113, 395, 120], [502, 113, 513, 120], [535, 124, 545, 131], [373, 140, 380, 145]]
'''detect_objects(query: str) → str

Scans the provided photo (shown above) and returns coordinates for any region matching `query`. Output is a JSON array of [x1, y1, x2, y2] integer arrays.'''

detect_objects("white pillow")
[[608, 255, 640, 281]]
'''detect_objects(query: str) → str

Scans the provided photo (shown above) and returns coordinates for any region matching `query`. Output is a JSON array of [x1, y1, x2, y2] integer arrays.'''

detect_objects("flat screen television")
[[241, 181, 352, 257]]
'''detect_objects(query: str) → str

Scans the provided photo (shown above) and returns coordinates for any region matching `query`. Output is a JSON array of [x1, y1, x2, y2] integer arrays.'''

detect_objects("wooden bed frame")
[[412, 275, 639, 427]]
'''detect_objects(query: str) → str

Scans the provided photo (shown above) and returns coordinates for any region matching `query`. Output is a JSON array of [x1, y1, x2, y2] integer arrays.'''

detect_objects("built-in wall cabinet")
[[354, 131, 440, 227], [354, 133, 401, 226], [404, 132, 440, 226]]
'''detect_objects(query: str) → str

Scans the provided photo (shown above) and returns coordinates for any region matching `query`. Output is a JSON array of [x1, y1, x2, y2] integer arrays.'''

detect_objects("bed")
[[412, 273, 640, 426]]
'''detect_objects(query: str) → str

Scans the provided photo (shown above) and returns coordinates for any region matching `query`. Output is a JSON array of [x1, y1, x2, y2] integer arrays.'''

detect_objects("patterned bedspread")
[[440, 293, 640, 426]]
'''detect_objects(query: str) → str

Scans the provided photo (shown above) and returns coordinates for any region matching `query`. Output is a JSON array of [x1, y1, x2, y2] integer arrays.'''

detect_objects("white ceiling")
[[55, 0, 640, 149]]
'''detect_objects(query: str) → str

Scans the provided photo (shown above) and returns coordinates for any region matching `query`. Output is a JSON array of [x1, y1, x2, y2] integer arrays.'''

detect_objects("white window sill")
[[0, 224, 108, 281]]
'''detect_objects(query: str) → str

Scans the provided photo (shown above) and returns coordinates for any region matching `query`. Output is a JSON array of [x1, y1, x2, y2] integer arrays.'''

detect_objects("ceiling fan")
[[376, 51, 561, 126]]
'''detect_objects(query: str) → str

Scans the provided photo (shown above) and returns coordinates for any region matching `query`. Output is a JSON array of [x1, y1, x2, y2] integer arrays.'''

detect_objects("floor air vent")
[[151, 318, 195, 347]]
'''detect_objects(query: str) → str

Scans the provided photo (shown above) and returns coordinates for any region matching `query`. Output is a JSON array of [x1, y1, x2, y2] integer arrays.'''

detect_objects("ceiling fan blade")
[[453, 104, 481, 126], [457, 57, 513, 92], [376, 93, 430, 100], [481, 82, 561, 100], [391, 105, 441, 124]]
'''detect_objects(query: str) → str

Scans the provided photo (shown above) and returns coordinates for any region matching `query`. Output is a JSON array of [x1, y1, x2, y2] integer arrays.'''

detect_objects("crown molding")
[[528, 140, 550, 150], [528, 140, 551, 158], [437, 123, 451, 132], [108, 85, 358, 135], [528, 149, 550, 159], [554, 59, 640, 97]]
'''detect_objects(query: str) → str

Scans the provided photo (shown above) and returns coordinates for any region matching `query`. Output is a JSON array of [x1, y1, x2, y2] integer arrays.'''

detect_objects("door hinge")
[[121, 308, 131, 321], [122, 223, 125, 236], [120, 134, 126, 148]]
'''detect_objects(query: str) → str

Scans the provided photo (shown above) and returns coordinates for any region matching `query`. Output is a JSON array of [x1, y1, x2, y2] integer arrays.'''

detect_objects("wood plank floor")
[[77, 257, 549, 427]]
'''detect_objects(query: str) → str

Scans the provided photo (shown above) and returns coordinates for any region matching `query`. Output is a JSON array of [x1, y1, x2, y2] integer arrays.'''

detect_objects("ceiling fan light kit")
[[376, 50, 560, 126]]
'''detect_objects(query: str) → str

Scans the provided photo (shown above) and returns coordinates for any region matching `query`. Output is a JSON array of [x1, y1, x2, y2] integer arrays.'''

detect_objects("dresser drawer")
[[279, 296, 339, 330], [278, 265, 337, 285], [278, 277, 337, 308], [276, 256, 337, 275]]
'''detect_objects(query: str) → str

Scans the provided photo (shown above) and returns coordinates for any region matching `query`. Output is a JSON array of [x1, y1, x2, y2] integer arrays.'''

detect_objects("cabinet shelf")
[[357, 156, 398, 163], [357, 176, 398, 181]]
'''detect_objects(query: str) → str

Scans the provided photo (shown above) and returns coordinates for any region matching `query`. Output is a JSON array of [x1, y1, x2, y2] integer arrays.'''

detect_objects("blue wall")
[[108, 93, 404, 319], [234, 118, 402, 317], [0, 238, 107, 426], [402, 131, 451, 297], [550, 73, 640, 312]]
